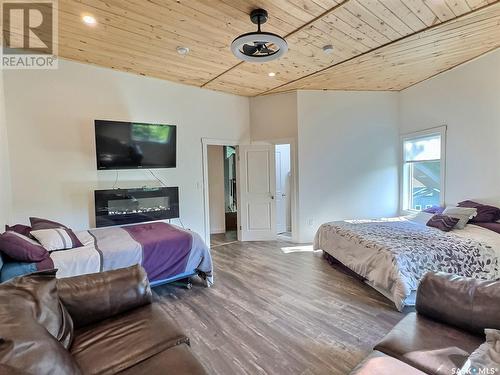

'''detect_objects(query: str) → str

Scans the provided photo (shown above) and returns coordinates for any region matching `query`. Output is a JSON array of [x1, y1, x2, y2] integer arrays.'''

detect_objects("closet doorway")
[[206, 144, 238, 247]]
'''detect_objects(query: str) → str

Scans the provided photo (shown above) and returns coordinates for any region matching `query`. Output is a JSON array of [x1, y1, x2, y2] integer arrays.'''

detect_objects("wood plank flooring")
[[210, 231, 238, 247], [153, 239, 403, 375]]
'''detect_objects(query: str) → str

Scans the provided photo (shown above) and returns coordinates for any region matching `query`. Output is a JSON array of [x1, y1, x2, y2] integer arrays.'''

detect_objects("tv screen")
[[95, 120, 176, 170]]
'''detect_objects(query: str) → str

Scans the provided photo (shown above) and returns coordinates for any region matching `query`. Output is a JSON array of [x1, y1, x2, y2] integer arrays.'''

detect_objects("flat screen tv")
[[95, 120, 176, 170]]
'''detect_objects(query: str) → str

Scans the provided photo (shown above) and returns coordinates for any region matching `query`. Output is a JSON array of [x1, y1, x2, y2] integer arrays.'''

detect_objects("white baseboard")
[[210, 229, 226, 234]]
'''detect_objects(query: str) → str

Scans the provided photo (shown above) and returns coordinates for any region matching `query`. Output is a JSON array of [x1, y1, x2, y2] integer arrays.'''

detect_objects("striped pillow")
[[30, 228, 83, 251], [426, 214, 460, 232]]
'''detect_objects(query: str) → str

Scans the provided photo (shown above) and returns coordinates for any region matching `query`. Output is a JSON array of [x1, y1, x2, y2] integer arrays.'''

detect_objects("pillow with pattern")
[[30, 228, 83, 251], [459, 329, 500, 375], [442, 207, 477, 229], [426, 214, 460, 232]]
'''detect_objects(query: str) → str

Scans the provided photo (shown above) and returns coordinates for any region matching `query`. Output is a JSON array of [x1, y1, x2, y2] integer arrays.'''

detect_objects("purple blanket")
[[123, 222, 192, 281], [87, 222, 213, 285]]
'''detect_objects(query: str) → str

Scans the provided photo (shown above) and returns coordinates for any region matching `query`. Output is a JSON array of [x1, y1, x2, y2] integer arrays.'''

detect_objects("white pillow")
[[459, 329, 500, 375], [407, 212, 435, 225], [442, 206, 477, 229], [30, 228, 82, 251]]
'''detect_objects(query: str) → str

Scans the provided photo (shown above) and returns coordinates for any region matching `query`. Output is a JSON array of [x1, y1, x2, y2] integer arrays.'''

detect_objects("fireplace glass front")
[[94, 187, 179, 227]]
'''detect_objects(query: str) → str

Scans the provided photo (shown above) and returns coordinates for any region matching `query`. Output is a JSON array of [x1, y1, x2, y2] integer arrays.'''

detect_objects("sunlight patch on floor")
[[280, 245, 321, 254]]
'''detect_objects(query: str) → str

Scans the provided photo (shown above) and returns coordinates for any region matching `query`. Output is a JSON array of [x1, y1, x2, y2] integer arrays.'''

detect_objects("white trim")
[[399, 125, 447, 214], [210, 229, 226, 235], [201, 138, 240, 247]]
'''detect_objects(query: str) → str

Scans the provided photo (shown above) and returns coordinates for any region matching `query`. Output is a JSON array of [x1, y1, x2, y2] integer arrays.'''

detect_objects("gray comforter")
[[314, 219, 499, 311]]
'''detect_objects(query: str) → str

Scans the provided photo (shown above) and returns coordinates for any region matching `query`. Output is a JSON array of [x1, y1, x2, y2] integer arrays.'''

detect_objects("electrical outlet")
[[307, 218, 314, 227]]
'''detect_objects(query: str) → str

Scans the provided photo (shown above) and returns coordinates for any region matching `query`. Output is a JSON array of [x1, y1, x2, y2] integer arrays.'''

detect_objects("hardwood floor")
[[210, 231, 238, 247], [153, 239, 403, 375]]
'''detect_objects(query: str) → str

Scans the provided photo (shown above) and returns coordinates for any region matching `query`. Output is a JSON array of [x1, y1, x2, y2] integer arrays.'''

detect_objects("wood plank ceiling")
[[55, 0, 500, 96]]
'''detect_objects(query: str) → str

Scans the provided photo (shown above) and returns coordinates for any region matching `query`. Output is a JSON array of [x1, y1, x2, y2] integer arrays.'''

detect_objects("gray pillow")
[[442, 206, 477, 229], [459, 329, 500, 375]]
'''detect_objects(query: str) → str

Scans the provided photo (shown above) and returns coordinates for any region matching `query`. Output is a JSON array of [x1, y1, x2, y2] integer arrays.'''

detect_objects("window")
[[401, 127, 446, 212]]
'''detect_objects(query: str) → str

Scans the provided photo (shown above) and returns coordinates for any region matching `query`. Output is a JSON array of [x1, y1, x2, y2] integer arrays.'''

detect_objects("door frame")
[[253, 138, 298, 243], [201, 138, 240, 247]]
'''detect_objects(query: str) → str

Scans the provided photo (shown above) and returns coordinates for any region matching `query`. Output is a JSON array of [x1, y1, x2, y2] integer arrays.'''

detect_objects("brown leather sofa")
[[350, 272, 500, 375], [0, 265, 207, 375]]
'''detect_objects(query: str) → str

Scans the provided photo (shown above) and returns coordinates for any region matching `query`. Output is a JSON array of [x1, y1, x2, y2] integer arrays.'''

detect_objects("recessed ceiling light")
[[322, 44, 334, 55], [82, 15, 97, 26], [176, 46, 190, 56], [268, 72, 276, 77]]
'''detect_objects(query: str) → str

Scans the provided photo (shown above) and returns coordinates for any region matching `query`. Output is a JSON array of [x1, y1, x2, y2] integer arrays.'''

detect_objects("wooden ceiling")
[[52, 0, 500, 96]]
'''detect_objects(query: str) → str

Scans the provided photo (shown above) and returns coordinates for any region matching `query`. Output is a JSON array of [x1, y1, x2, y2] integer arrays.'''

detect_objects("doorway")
[[207, 144, 238, 247], [275, 144, 292, 238]]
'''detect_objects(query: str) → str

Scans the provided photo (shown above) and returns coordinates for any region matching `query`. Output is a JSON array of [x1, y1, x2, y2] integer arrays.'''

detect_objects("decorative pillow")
[[30, 217, 68, 230], [0, 231, 48, 262], [474, 222, 500, 235], [426, 214, 460, 232], [442, 207, 478, 229], [30, 228, 83, 251], [423, 206, 445, 214], [458, 200, 500, 223], [5, 224, 32, 237], [459, 329, 500, 375], [408, 212, 435, 225], [0, 271, 80, 375], [0, 257, 55, 283]]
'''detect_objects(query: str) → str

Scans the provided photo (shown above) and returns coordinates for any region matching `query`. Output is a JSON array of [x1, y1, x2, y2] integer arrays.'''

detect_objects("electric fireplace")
[[94, 187, 179, 227]]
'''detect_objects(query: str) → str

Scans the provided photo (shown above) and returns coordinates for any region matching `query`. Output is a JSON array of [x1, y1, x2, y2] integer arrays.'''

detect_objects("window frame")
[[400, 125, 447, 214]]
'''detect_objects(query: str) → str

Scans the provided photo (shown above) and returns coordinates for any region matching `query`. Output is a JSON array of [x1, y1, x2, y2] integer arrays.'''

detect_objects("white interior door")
[[238, 145, 276, 241], [275, 148, 286, 234]]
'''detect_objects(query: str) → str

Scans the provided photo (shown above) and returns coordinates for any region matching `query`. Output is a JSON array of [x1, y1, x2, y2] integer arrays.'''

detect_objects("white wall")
[[297, 91, 400, 242], [399, 49, 500, 205], [3, 59, 249, 238], [250, 92, 298, 141], [0, 72, 12, 229], [207, 145, 225, 234]]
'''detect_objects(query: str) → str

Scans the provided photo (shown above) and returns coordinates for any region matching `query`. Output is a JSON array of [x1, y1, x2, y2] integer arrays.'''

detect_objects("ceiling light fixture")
[[176, 46, 190, 56], [231, 9, 288, 63], [322, 44, 334, 55], [268, 72, 276, 77], [82, 15, 97, 26]]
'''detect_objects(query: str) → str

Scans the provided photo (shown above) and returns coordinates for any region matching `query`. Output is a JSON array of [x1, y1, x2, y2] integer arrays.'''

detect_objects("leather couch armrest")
[[57, 265, 152, 328], [416, 272, 500, 335]]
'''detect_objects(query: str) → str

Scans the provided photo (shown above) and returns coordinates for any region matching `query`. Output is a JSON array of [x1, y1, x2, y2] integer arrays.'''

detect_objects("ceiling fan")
[[231, 9, 288, 63]]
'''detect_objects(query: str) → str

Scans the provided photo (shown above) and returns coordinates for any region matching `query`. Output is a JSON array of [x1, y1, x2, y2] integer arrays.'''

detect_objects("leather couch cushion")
[[71, 304, 189, 375], [58, 265, 152, 329], [0, 271, 81, 375], [349, 351, 426, 375], [416, 272, 500, 336], [117, 343, 207, 375], [375, 312, 482, 375], [0, 269, 74, 347]]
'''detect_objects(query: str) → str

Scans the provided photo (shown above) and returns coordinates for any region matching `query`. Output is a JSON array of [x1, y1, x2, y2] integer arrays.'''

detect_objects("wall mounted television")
[[95, 120, 176, 170]]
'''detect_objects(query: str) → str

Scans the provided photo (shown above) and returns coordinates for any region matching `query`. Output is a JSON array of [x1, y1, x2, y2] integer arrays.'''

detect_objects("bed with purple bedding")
[[49, 222, 213, 286]]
